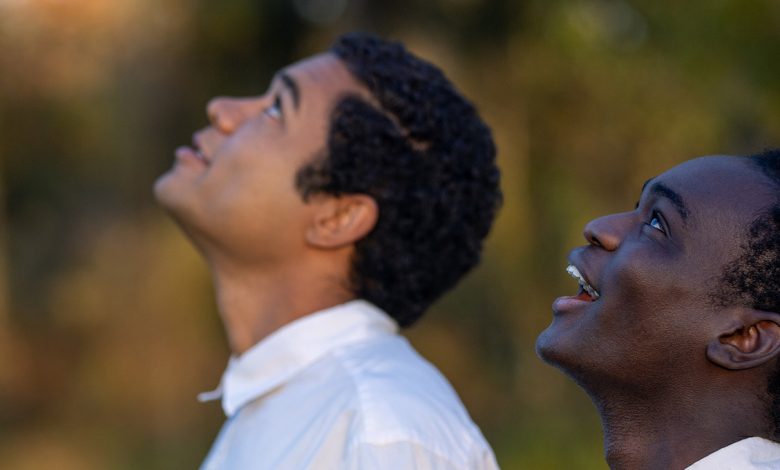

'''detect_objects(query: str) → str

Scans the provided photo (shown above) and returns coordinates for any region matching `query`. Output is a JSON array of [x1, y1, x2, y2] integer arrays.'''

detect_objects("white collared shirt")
[[199, 300, 499, 470], [686, 437, 780, 469]]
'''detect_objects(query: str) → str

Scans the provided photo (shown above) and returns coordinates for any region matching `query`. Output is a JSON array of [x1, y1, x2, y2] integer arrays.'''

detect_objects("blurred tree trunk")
[[0, 13, 8, 329], [0, 198, 6, 330], [0, 160, 7, 328], [0, 141, 7, 328], [0, 149, 10, 394]]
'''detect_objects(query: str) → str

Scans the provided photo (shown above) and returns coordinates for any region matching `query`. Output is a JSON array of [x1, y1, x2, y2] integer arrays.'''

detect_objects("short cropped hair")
[[714, 148, 780, 438], [295, 32, 502, 327]]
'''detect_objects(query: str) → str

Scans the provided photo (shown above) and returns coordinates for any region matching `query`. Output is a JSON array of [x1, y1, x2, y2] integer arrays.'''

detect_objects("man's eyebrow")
[[648, 181, 689, 221], [279, 72, 300, 110], [634, 177, 655, 209]]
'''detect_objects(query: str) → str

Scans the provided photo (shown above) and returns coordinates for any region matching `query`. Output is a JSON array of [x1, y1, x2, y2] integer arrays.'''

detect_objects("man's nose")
[[206, 96, 264, 133], [583, 212, 633, 251]]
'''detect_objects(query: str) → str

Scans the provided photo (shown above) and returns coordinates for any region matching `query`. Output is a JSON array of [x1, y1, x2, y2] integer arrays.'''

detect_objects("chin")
[[154, 175, 224, 259], [154, 171, 189, 209], [536, 310, 587, 363], [153, 173, 200, 228], [537, 326, 635, 404], [154, 169, 173, 198], [536, 322, 595, 384], [535, 324, 567, 367]]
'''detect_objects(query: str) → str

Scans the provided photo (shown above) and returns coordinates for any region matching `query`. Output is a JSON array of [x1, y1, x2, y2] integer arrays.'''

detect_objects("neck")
[[207, 255, 354, 355], [590, 378, 771, 470]]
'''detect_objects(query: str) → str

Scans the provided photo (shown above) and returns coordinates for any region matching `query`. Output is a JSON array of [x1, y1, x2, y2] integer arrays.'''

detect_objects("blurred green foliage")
[[0, 0, 779, 468]]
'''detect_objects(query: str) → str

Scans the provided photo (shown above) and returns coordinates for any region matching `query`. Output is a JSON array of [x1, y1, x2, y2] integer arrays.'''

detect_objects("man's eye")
[[647, 212, 665, 233], [264, 96, 282, 119]]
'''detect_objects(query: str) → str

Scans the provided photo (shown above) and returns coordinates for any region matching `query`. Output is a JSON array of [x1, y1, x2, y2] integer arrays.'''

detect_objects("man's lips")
[[566, 264, 600, 300], [552, 262, 600, 314], [174, 145, 210, 168]]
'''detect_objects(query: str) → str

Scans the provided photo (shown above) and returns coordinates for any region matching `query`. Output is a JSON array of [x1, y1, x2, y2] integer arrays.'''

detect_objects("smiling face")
[[536, 156, 778, 393], [154, 53, 368, 265]]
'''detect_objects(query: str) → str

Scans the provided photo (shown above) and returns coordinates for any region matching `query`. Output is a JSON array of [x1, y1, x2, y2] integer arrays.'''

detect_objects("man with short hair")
[[537, 149, 780, 469], [154, 32, 501, 469]]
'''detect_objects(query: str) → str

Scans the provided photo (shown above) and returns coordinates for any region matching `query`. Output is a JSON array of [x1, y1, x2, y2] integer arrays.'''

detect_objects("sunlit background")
[[1, 0, 779, 468]]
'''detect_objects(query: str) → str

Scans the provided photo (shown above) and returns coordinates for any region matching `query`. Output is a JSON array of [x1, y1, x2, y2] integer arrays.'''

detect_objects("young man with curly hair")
[[537, 149, 780, 469], [154, 33, 501, 469]]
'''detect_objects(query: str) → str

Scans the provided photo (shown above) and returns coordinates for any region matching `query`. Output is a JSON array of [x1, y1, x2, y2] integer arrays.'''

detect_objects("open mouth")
[[195, 148, 209, 165], [191, 138, 211, 165], [566, 264, 600, 301], [174, 145, 210, 168]]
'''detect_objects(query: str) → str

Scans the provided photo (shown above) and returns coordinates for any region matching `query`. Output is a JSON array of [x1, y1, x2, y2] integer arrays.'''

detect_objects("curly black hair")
[[294, 32, 502, 327], [714, 148, 780, 438]]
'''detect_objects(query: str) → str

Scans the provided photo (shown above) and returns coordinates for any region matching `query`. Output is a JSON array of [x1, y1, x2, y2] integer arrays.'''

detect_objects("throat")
[[595, 390, 769, 470], [210, 261, 355, 354]]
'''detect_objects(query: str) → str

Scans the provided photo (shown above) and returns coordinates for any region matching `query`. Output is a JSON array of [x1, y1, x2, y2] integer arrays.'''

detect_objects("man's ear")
[[707, 308, 780, 370], [305, 194, 378, 249]]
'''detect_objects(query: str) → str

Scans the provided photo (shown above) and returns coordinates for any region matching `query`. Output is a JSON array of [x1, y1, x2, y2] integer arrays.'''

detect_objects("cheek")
[[601, 245, 694, 326], [203, 148, 308, 224], [204, 167, 283, 223]]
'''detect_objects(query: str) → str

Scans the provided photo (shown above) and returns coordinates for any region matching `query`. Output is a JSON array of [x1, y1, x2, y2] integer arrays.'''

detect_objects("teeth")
[[566, 264, 600, 300]]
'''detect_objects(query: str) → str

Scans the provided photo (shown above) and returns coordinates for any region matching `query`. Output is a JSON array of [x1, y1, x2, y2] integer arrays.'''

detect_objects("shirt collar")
[[198, 300, 398, 417], [686, 437, 780, 469]]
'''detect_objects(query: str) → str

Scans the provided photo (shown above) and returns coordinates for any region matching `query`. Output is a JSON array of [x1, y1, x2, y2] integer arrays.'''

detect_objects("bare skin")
[[206, 250, 355, 354], [155, 53, 377, 354], [537, 156, 780, 469], [595, 370, 770, 469]]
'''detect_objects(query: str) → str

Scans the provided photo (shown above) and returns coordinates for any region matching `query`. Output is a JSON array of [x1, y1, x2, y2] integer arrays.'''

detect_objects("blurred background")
[[1, 0, 779, 468]]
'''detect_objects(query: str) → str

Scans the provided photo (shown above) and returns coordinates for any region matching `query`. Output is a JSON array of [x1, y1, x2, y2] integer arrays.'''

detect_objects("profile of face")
[[536, 156, 778, 392], [154, 53, 368, 264]]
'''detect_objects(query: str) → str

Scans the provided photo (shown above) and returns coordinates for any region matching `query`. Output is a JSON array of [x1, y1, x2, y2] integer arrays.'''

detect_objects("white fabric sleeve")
[[345, 440, 499, 470]]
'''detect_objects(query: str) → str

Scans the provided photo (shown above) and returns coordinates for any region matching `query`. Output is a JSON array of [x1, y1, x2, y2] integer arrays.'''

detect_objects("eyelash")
[[645, 211, 666, 235], [264, 95, 282, 119]]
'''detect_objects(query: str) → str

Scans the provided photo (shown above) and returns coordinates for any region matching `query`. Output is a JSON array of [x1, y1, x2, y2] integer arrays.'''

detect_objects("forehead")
[[653, 155, 776, 245], [656, 156, 773, 214], [282, 52, 369, 106]]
